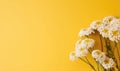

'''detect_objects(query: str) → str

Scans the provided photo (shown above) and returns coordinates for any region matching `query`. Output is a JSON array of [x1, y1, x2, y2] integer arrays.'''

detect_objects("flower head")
[[92, 50, 115, 69], [78, 27, 95, 37], [109, 19, 120, 30], [102, 16, 117, 25], [81, 38, 95, 49], [109, 28, 120, 42], [75, 45, 88, 57], [90, 20, 103, 30], [101, 58, 114, 69], [69, 51, 77, 61], [98, 26, 110, 38], [75, 39, 83, 49], [92, 50, 106, 61]]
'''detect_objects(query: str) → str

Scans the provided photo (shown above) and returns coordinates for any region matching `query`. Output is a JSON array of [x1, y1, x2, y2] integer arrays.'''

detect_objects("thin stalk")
[[115, 42, 120, 61], [88, 49, 92, 54], [105, 39, 116, 71], [85, 57, 97, 71], [88, 50, 99, 71], [114, 42, 120, 70], [92, 46, 95, 51], [99, 35, 103, 51], [79, 57, 96, 71], [100, 64, 106, 71], [106, 38, 114, 58], [97, 62, 99, 71], [78, 57, 89, 64], [105, 38, 109, 55]]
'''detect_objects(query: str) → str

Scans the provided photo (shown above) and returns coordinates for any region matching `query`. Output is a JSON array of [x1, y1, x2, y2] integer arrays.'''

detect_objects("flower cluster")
[[92, 50, 114, 69], [70, 38, 95, 60], [78, 16, 120, 42], [91, 16, 120, 42], [69, 16, 120, 71], [78, 27, 95, 37]]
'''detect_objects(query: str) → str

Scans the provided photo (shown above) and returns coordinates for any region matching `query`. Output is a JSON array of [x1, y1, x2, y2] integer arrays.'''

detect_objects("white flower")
[[109, 19, 120, 30], [102, 16, 117, 25], [97, 23, 106, 32], [75, 39, 82, 48], [78, 27, 95, 37], [97, 54, 106, 64], [90, 20, 103, 30], [69, 51, 77, 61], [92, 50, 114, 69], [109, 28, 120, 42], [101, 58, 114, 69], [81, 38, 95, 49], [98, 26, 110, 38], [92, 50, 106, 62], [75, 45, 88, 57]]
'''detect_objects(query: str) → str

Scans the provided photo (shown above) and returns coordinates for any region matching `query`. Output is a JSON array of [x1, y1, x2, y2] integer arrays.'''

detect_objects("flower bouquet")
[[69, 16, 120, 71]]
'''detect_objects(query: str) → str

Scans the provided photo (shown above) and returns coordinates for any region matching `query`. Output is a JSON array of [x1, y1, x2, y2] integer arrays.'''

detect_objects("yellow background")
[[0, 0, 120, 71]]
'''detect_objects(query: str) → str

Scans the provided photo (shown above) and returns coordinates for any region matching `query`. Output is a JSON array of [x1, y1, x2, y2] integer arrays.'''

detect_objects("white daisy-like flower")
[[109, 19, 120, 30], [101, 58, 114, 69], [75, 45, 88, 57], [81, 38, 95, 49], [92, 50, 106, 61], [90, 20, 103, 30], [98, 26, 110, 38], [78, 27, 95, 37], [102, 16, 117, 25], [97, 54, 106, 64], [97, 23, 106, 32], [69, 51, 77, 61], [75, 39, 82, 46], [75, 39, 83, 49], [109, 28, 120, 42]]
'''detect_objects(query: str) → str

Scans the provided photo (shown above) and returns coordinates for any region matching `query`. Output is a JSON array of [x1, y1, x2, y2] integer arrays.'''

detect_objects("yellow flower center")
[[104, 59, 110, 64], [79, 48, 85, 52], [112, 31, 119, 36], [103, 29, 109, 33], [96, 21, 102, 25], [108, 18, 112, 22], [72, 52, 75, 56], [96, 51, 102, 55], [85, 39, 92, 43]]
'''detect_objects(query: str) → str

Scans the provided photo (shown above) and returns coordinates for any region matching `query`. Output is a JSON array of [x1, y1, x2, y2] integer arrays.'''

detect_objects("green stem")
[[115, 42, 120, 60], [78, 57, 89, 64], [92, 46, 95, 51], [88, 49, 92, 54], [85, 57, 97, 71], [105, 38, 109, 55], [79, 57, 96, 71], [114, 42, 120, 70], [97, 62, 99, 71], [106, 38, 114, 58], [99, 35, 103, 51], [105, 39, 116, 71], [101, 64, 106, 71]]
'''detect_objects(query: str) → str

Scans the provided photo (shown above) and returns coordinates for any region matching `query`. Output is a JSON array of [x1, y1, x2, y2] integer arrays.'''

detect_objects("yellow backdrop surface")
[[0, 0, 120, 71]]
